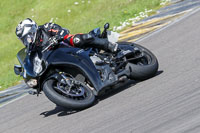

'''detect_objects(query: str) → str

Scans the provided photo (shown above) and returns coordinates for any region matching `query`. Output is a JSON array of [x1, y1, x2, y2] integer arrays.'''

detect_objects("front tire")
[[43, 78, 95, 110]]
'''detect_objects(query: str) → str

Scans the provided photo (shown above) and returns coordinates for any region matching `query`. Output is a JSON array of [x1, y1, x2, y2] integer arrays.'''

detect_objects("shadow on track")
[[40, 70, 163, 117], [40, 106, 78, 117]]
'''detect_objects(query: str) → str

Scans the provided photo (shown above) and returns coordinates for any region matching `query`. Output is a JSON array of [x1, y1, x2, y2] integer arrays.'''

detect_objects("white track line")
[[0, 83, 26, 94], [0, 87, 20, 94], [0, 93, 28, 108]]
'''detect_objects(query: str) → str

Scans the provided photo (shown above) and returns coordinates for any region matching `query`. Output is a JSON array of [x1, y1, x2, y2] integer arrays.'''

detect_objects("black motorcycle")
[[14, 23, 158, 109]]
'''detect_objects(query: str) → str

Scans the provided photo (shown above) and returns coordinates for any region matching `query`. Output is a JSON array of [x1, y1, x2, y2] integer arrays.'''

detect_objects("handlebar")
[[42, 43, 53, 53], [42, 37, 59, 53]]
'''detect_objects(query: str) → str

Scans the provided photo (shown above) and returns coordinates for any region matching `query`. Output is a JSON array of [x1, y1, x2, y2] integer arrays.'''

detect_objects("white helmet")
[[16, 18, 38, 47]]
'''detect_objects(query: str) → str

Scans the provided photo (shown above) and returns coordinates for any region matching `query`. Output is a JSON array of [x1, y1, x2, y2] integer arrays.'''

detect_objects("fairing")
[[16, 44, 136, 94], [17, 48, 36, 79], [17, 46, 105, 94]]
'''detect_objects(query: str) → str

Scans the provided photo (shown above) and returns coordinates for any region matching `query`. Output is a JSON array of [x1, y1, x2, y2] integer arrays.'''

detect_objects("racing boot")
[[73, 34, 118, 52], [91, 37, 118, 52]]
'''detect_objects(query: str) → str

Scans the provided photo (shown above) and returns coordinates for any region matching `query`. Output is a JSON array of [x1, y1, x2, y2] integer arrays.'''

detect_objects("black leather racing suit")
[[34, 23, 115, 52]]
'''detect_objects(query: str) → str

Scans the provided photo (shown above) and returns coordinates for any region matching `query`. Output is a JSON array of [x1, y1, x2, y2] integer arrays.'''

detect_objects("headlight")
[[33, 54, 43, 75]]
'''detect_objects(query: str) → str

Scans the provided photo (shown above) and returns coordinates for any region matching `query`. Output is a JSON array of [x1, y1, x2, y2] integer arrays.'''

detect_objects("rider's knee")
[[73, 34, 94, 47]]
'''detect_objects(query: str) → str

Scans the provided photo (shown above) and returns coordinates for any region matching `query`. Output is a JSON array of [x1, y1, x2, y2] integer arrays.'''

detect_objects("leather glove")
[[55, 35, 64, 42], [48, 35, 64, 46], [48, 36, 58, 46]]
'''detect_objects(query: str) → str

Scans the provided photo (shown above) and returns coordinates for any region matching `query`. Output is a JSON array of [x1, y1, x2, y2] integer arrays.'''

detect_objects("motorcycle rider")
[[15, 18, 118, 53]]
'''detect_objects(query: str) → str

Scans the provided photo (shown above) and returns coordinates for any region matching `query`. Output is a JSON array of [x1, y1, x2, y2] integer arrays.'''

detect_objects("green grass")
[[0, 0, 162, 91]]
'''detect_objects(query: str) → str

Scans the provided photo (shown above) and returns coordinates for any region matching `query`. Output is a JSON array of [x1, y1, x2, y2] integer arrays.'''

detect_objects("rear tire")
[[119, 42, 159, 80]]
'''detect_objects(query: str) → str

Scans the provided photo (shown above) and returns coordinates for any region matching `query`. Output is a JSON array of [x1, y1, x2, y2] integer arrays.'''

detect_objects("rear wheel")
[[43, 73, 95, 110], [119, 42, 159, 80]]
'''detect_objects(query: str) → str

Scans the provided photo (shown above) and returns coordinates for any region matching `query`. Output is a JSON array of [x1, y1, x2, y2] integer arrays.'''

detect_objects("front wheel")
[[43, 73, 95, 110]]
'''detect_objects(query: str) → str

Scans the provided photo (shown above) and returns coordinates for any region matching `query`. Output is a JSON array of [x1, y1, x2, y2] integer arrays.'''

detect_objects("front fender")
[[44, 47, 104, 95]]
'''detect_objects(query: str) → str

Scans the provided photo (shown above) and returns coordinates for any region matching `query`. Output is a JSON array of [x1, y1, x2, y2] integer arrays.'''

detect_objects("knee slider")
[[73, 34, 83, 47], [73, 34, 94, 47]]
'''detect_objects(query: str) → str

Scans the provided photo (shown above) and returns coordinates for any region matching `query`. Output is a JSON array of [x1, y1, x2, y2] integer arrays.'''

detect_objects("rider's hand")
[[48, 35, 64, 47], [48, 36, 58, 46], [55, 35, 64, 42]]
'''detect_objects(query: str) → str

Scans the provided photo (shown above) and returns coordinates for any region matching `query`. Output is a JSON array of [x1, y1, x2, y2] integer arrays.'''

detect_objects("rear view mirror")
[[14, 65, 22, 75], [104, 23, 110, 30]]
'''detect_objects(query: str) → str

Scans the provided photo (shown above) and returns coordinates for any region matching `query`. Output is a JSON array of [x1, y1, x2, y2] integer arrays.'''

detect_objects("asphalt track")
[[1, 5, 200, 133]]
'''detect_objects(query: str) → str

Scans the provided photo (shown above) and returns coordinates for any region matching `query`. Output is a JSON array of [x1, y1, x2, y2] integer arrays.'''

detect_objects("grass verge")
[[0, 0, 163, 91]]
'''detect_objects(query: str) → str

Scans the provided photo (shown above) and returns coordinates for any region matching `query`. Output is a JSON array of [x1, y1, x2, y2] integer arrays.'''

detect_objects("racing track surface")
[[1, 7, 200, 133]]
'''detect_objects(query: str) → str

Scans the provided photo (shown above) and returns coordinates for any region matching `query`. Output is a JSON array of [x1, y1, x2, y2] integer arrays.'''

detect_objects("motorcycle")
[[14, 23, 158, 109]]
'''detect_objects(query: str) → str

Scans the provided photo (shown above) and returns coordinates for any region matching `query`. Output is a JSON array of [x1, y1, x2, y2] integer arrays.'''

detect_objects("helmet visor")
[[19, 24, 37, 47]]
